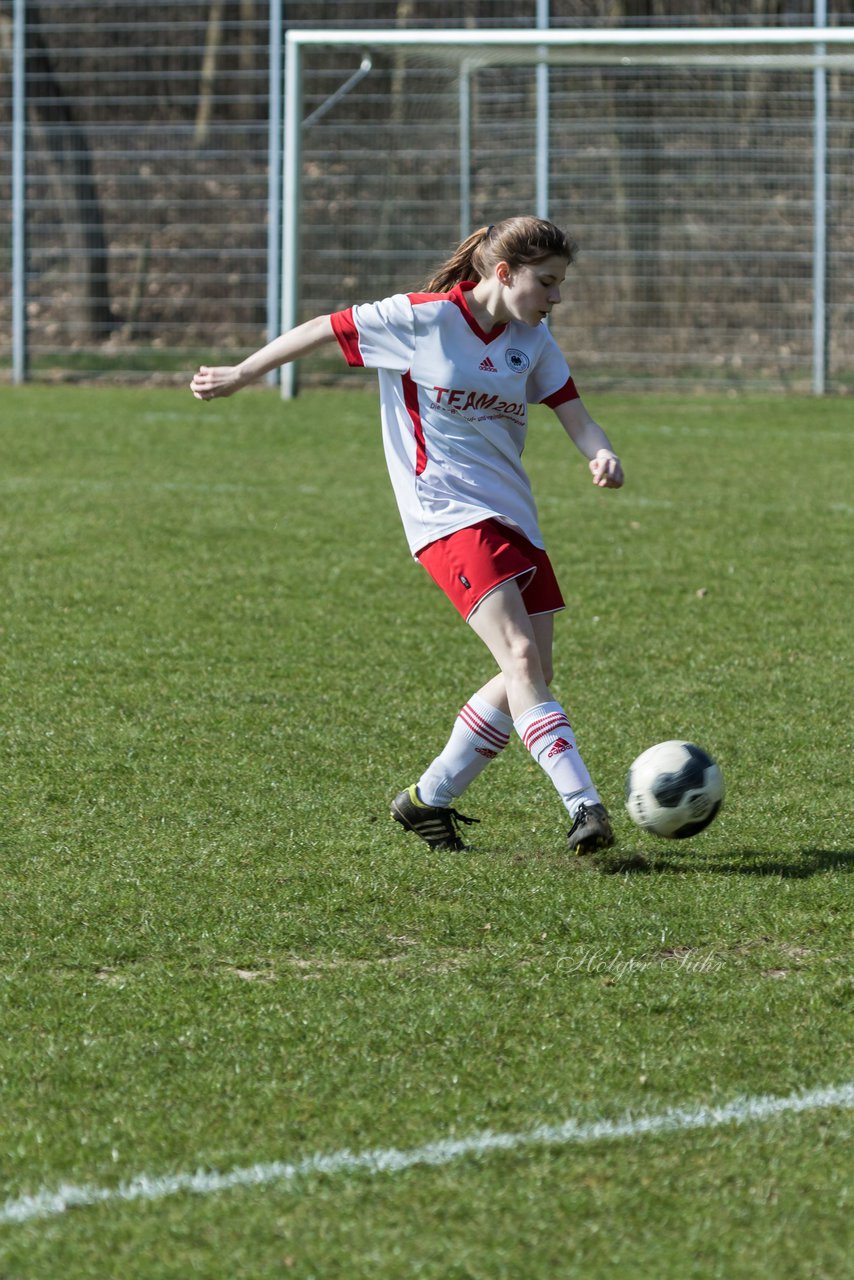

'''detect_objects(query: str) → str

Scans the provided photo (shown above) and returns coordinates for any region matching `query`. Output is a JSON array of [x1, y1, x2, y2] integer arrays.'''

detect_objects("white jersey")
[[331, 281, 579, 556]]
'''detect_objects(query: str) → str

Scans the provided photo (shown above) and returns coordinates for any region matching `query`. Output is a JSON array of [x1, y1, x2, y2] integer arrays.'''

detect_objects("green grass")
[[0, 385, 851, 1279]]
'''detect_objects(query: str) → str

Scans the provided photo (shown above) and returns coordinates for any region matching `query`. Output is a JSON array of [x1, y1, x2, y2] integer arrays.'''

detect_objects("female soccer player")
[[191, 216, 624, 855]]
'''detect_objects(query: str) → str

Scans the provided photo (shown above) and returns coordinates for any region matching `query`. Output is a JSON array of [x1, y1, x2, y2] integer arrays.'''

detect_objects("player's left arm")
[[553, 396, 624, 489]]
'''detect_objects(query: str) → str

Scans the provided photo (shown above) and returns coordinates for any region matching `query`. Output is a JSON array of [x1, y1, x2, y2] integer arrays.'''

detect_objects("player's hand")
[[191, 365, 244, 400], [589, 450, 624, 488]]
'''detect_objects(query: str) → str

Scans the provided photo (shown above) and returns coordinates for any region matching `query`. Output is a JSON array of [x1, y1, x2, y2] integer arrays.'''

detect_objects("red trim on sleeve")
[[330, 308, 364, 367], [402, 371, 427, 475], [540, 375, 579, 409], [406, 291, 448, 306]]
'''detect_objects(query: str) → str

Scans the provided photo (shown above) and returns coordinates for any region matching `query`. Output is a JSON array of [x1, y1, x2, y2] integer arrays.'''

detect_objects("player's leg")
[[412, 688, 513, 809], [468, 582, 613, 852], [408, 609, 552, 802], [466, 579, 549, 717], [392, 522, 611, 852], [390, 663, 514, 852], [461, 609, 554, 715]]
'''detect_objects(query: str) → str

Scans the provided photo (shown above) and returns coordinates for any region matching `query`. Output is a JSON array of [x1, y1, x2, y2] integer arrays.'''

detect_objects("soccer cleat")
[[567, 802, 615, 855], [390, 784, 479, 852]]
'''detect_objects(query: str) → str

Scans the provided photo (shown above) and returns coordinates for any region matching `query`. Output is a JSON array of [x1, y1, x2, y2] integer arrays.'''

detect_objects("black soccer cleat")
[[390, 784, 479, 852], [567, 802, 615, 855]]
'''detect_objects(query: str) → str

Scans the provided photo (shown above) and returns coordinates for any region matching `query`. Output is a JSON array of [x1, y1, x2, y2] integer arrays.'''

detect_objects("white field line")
[[2, 1082, 852, 1229]]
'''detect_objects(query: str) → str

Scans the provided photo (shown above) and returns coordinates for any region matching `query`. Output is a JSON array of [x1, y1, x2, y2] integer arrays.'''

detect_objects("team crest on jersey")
[[505, 348, 530, 372]]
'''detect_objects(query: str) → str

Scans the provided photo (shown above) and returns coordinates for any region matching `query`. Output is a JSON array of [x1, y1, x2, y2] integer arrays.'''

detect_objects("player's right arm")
[[553, 396, 624, 489], [191, 314, 338, 399]]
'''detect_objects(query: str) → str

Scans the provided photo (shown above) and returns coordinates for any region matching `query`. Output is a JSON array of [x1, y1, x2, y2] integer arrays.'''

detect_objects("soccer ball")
[[625, 740, 724, 839]]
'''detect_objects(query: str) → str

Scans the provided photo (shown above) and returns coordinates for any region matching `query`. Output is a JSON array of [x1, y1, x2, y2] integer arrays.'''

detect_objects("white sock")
[[417, 693, 513, 808], [513, 700, 600, 819]]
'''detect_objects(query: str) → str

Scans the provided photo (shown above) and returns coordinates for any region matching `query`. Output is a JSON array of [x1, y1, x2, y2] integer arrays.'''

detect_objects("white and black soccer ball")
[[625, 740, 724, 839]]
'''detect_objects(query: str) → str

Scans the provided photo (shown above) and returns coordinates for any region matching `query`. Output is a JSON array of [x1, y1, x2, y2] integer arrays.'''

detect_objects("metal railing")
[[2, 5, 853, 392]]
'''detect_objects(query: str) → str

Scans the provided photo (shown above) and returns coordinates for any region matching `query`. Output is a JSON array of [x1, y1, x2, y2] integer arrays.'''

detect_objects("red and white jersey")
[[330, 281, 579, 556]]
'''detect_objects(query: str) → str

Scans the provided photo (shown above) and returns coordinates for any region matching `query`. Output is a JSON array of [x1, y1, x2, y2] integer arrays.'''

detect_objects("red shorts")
[[417, 519, 565, 622]]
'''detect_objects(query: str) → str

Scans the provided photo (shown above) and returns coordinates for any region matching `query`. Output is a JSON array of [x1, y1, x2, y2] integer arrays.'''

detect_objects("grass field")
[[1, 384, 851, 1279]]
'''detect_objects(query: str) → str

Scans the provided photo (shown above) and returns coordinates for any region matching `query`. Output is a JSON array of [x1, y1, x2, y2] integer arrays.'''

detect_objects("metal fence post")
[[813, 0, 828, 395], [266, 0, 283, 383], [536, 0, 549, 220], [459, 62, 472, 239], [12, 0, 28, 383], [280, 32, 301, 399]]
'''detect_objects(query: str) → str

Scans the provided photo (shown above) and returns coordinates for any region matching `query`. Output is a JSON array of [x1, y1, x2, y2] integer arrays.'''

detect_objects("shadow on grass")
[[592, 850, 653, 875], [462, 843, 851, 879], [646, 848, 853, 878]]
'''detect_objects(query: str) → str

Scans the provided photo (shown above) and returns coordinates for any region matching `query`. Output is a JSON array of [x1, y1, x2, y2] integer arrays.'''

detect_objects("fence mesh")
[[1, 2, 853, 390]]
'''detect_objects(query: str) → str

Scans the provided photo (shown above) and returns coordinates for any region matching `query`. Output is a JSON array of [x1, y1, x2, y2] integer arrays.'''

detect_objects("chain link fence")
[[1, 1, 853, 390]]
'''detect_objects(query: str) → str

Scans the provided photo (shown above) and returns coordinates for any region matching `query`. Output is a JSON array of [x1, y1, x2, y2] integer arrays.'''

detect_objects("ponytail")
[[423, 217, 576, 293], [423, 226, 493, 293]]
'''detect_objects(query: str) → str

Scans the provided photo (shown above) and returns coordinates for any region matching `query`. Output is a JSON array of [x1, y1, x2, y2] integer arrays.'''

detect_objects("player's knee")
[[502, 634, 545, 685]]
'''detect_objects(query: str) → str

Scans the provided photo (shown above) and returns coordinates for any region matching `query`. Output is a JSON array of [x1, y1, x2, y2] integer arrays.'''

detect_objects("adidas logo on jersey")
[[478, 356, 498, 372]]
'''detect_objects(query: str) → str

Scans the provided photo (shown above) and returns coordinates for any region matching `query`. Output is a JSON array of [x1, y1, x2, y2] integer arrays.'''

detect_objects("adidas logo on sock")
[[479, 356, 498, 372], [547, 737, 574, 758]]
